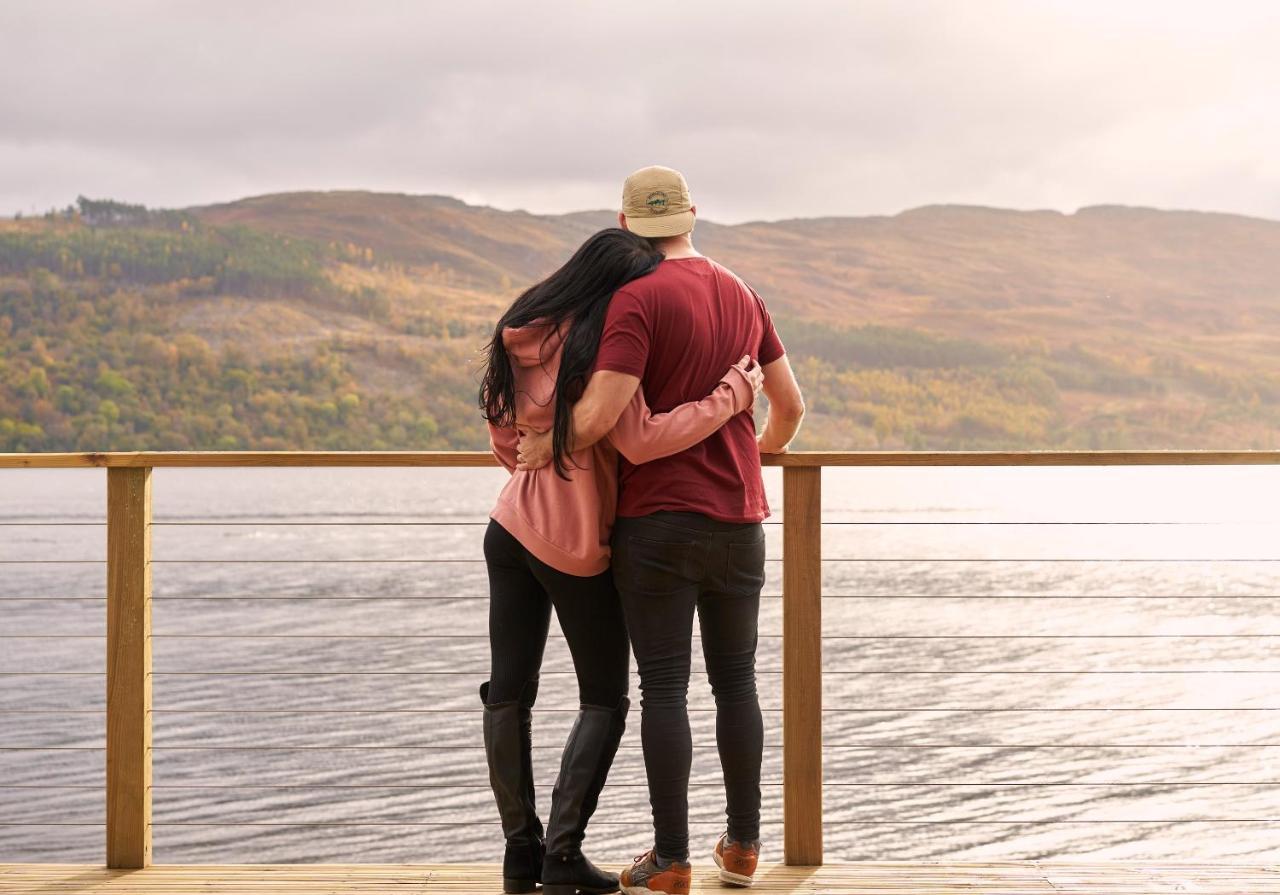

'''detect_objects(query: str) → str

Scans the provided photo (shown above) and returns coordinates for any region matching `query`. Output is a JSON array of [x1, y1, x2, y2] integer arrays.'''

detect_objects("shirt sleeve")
[[593, 288, 650, 378], [751, 286, 786, 365], [606, 366, 756, 465], [488, 421, 519, 474]]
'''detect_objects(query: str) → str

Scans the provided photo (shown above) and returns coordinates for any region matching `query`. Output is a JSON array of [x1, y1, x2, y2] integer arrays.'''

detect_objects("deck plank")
[[3, 863, 1280, 894]]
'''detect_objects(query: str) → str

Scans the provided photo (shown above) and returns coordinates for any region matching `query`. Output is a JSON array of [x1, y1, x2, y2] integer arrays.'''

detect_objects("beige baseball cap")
[[621, 165, 695, 238]]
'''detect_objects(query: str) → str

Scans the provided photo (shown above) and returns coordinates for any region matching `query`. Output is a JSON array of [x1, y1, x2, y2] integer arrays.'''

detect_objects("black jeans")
[[484, 520, 629, 707], [611, 511, 765, 861]]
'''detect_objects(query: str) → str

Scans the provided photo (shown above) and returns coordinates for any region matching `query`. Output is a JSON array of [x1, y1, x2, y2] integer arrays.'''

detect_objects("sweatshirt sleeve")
[[606, 364, 756, 465], [488, 421, 519, 474]]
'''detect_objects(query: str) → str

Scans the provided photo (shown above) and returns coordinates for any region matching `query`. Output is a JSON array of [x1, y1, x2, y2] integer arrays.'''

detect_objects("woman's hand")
[[515, 429, 553, 471], [733, 355, 765, 399]]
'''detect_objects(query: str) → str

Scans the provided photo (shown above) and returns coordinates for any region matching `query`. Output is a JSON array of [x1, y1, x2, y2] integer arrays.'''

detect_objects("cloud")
[[2, 0, 1277, 221]]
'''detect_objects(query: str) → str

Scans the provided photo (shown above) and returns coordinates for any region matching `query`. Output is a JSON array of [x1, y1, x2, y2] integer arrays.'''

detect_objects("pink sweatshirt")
[[488, 321, 756, 577]]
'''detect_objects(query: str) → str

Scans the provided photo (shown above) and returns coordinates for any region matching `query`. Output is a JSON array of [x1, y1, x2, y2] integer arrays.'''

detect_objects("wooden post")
[[782, 465, 823, 865], [106, 467, 152, 868]]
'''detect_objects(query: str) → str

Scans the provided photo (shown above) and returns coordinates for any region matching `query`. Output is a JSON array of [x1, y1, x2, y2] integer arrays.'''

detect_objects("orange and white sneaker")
[[712, 833, 760, 887], [619, 850, 692, 895]]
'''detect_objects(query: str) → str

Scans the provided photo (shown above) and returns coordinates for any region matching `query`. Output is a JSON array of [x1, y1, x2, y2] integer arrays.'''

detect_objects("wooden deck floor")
[[4, 862, 1280, 894]]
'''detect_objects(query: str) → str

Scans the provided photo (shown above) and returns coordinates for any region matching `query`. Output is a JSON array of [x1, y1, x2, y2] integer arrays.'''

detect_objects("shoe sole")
[[620, 887, 687, 895], [503, 879, 538, 894], [546, 885, 619, 895], [712, 849, 755, 888]]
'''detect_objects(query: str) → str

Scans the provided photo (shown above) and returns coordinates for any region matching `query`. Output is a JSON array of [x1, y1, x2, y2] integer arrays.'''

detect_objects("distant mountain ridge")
[[1, 190, 1278, 452]]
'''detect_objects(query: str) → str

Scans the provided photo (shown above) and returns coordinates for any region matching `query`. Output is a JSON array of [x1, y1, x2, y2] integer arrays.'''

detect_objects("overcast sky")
[[3, 1, 1278, 223]]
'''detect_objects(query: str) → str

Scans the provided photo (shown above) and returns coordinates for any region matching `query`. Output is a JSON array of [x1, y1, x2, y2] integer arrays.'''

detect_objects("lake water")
[[3, 464, 1280, 865]]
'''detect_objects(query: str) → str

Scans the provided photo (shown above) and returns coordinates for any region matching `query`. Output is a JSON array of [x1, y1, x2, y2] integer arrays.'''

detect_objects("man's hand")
[[515, 428, 553, 471], [758, 433, 789, 454]]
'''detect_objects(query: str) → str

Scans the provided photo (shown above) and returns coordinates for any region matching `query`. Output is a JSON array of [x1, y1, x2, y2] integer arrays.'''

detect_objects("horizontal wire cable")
[[6, 557, 1280, 563], [5, 743, 1279, 751], [134, 632, 1280, 639], [7, 670, 1280, 681], [144, 593, 1280, 600], [13, 820, 1277, 827], [8, 706, 1280, 713], [163, 520, 500, 526], [12, 519, 1274, 526], [10, 517, 1280, 524], [104, 824, 1280, 829], [823, 558, 1280, 563], [6, 781, 1278, 790], [5, 743, 704, 750], [162, 707, 1280, 712], [10, 594, 1280, 602], [802, 594, 1280, 599]]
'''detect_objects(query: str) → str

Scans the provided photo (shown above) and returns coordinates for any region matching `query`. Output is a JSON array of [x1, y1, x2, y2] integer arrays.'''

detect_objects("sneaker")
[[619, 850, 692, 895], [712, 833, 760, 887]]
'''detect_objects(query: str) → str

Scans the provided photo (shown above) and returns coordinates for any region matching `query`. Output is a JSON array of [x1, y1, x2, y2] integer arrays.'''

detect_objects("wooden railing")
[[4, 448, 1280, 869]]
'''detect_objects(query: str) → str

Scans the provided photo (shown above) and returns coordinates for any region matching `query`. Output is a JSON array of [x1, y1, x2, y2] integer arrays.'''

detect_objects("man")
[[518, 165, 805, 894]]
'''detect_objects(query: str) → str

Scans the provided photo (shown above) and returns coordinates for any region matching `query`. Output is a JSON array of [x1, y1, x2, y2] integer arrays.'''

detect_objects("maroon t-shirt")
[[594, 256, 786, 522]]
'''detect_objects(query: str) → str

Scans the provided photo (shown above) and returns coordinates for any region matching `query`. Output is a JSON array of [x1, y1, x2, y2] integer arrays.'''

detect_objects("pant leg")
[[612, 515, 704, 862], [484, 520, 552, 704], [698, 523, 766, 844], [526, 555, 630, 708]]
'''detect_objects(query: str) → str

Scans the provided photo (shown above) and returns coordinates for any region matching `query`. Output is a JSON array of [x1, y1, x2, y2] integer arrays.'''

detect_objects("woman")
[[478, 228, 761, 895]]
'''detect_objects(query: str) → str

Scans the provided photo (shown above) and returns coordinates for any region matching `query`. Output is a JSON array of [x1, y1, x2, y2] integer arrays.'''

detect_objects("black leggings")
[[484, 520, 630, 707], [611, 511, 765, 861]]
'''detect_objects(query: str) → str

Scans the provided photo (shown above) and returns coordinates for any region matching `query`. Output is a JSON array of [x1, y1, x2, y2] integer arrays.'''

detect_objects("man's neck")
[[654, 234, 701, 260]]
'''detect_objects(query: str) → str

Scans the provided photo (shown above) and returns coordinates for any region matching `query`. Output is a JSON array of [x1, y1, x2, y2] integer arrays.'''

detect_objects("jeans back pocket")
[[615, 534, 696, 597], [723, 536, 767, 597]]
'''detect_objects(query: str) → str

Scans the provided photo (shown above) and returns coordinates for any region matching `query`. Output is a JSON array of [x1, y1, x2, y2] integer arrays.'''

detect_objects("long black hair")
[[479, 228, 662, 477]]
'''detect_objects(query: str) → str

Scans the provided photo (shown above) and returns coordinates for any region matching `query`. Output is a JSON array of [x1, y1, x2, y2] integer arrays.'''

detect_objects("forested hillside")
[[2, 192, 1279, 452]]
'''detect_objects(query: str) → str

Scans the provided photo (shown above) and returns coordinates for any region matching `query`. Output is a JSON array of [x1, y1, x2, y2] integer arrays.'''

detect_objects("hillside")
[[2, 192, 1279, 453]]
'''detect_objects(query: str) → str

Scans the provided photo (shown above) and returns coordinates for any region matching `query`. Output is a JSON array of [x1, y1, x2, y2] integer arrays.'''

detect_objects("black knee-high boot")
[[542, 697, 630, 895], [481, 680, 545, 894]]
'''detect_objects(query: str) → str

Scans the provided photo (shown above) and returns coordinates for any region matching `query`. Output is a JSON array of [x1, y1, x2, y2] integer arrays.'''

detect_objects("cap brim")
[[624, 209, 695, 238]]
